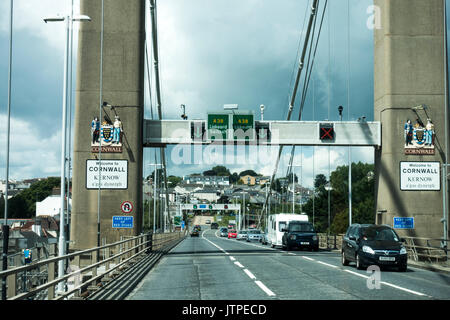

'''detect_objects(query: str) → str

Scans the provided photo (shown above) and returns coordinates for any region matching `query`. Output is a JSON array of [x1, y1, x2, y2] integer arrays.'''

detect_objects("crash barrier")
[[318, 233, 344, 251], [0, 231, 185, 300], [402, 237, 448, 263]]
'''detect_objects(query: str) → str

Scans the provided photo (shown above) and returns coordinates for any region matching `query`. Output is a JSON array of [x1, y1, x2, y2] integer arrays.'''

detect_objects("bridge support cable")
[[259, 0, 321, 228], [149, 0, 171, 232], [287, 0, 327, 180]]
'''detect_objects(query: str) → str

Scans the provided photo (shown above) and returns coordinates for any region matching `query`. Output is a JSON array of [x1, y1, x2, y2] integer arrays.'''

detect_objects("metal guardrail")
[[318, 233, 344, 251], [402, 236, 448, 263], [0, 231, 185, 300]]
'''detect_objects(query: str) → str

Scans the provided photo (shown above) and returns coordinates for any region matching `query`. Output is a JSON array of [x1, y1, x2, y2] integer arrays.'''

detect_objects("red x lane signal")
[[319, 124, 335, 140]]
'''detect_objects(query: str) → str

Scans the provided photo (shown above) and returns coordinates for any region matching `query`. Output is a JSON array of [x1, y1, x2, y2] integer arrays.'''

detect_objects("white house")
[[36, 195, 72, 218]]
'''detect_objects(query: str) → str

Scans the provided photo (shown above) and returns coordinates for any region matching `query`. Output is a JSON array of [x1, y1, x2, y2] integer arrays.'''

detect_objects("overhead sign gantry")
[[143, 118, 381, 147]]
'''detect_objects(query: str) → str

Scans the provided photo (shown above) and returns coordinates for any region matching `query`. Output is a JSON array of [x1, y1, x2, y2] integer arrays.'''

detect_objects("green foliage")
[[5, 177, 61, 219], [302, 162, 375, 234], [168, 175, 182, 188], [239, 170, 258, 177]]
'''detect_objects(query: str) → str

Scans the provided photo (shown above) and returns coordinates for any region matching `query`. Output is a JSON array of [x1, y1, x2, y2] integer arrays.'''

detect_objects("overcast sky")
[[0, 0, 437, 188]]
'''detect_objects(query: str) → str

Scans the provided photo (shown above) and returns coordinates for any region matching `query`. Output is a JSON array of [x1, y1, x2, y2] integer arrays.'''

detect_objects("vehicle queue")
[[193, 213, 409, 272]]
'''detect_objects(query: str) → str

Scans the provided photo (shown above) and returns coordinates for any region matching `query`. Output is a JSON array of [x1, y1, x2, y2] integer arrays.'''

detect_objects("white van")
[[267, 213, 309, 248]]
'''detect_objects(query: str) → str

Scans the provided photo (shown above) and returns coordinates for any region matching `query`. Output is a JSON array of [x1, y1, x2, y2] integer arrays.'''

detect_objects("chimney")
[[32, 219, 42, 237]]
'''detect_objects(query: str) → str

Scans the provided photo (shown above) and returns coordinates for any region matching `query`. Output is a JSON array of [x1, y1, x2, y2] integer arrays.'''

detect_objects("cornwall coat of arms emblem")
[[91, 115, 123, 153], [404, 118, 434, 155]]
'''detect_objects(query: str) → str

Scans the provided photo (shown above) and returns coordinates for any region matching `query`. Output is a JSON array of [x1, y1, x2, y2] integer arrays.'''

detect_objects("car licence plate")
[[379, 256, 395, 261], [300, 242, 310, 245]]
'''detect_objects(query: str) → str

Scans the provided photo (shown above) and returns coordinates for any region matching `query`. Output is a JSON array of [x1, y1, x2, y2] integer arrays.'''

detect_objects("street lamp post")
[[44, 13, 90, 295], [148, 163, 162, 233], [324, 182, 333, 232], [2, 0, 13, 301], [290, 164, 302, 214]]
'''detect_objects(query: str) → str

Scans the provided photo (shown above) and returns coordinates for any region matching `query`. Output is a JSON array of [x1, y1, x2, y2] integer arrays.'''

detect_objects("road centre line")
[[255, 281, 276, 297], [229, 256, 236, 261], [244, 269, 256, 279], [202, 229, 276, 297]]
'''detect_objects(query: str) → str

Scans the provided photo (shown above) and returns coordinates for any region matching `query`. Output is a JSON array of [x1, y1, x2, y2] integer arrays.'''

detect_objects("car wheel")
[[342, 251, 349, 266], [356, 253, 365, 270]]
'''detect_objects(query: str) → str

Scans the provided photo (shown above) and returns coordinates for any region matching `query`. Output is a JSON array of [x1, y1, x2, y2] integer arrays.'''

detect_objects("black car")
[[281, 221, 319, 251], [190, 229, 200, 237], [341, 224, 407, 271], [211, 222, 219, 229]]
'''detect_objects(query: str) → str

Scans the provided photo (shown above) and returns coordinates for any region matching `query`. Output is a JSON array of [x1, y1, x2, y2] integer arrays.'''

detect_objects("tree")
[[203, 169, 216, 176], [212, 166, 231, 176], [230, 172, 239, 184], [168, 176, 182, 188], [7, 177, 61, 219], [239, 170, 258, 177], [302, 163, 375, 234]]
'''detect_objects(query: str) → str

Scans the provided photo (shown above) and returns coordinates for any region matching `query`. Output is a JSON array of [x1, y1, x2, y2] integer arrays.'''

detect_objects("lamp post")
[[44, 13, 90, 295], [290, 164, 302, 214], [148, 163, 162, 233], [2, 0, 13, 301], [260, 104, 265, 121], [324, 182, 333, 232]]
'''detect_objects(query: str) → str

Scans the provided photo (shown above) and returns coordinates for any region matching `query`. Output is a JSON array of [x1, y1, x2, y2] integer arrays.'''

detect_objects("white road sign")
[[400, 161, 440, 191], [86, 160, 128, 189]]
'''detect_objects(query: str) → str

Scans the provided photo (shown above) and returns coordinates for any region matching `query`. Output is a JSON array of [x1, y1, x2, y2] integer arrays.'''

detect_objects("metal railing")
[[0, 231, 185, 300], [403, 236, 448, 263], [318, 233, 344, 251]]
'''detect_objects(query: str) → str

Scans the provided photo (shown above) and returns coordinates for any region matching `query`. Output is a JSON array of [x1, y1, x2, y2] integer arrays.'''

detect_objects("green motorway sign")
[[207, 113, 229, 141], [233, 113, 254, 141]]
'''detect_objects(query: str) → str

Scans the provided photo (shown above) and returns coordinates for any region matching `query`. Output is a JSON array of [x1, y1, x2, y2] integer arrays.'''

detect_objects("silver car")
[[237, 230, 248, 241], [246, 229, 262, 242], [219, 227, 228, 237]]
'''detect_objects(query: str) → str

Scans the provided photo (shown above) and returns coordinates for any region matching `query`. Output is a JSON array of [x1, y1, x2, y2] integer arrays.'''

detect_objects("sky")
[[0, 0, 439, 189]]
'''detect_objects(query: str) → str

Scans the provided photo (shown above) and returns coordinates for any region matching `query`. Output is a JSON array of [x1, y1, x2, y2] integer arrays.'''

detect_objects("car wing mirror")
[[349, 236, 356, 241], [282, 228, 287, 232]]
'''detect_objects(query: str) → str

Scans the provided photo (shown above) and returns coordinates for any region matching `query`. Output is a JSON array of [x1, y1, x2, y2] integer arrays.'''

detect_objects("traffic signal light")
[[224, 205, 228, 210], [208, 204, 213, 210], [193, 204, 197, 209], [319, 123, 335, 140]]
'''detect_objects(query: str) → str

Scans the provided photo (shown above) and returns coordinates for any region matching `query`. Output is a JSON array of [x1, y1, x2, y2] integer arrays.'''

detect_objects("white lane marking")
[[202, 229, 276, 297], [206, 228, 429, 298], [302, 256, 315, 261], [344, 269, 369, 279], [316, 261, 339, 268], [380, 281, 428, 297], [288, 252, 295, 255], [255, 281, 276, 296], [244, 269, 256, 280], [229, 256, 236, 261], [344, 270, 429, 297]]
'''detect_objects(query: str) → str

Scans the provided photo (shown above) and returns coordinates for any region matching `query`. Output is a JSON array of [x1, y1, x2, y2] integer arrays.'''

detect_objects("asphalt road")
[[126, 227, 450, 300]]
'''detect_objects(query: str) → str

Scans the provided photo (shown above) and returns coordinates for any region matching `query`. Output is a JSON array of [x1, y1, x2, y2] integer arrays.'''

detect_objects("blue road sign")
[[199, 204, 207, 209], [181, 221, 185, 229], [393, 217, 414, 229], [112, 216, 134, 228]]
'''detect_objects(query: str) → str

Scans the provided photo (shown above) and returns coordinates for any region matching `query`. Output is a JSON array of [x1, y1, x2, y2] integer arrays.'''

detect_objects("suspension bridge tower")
[[70, 0, 145, 251], [374, 0, 449, 241]]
